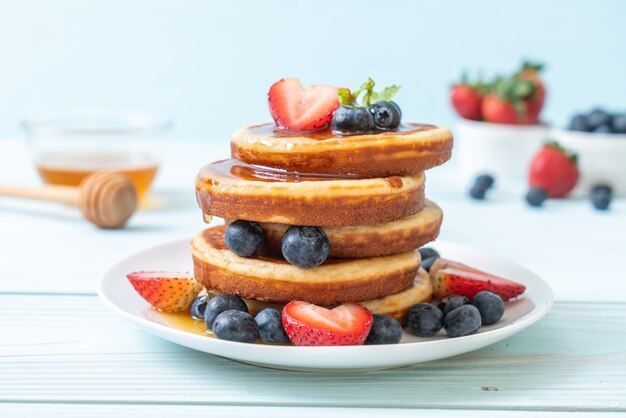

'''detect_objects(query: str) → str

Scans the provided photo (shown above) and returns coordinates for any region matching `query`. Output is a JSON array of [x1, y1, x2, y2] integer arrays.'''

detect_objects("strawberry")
[[516, 61, 546, 119], [127, 271, 203, 313], [428, 258, 483, 278], [268, 78, 340, 131], [450, 84, 483, 120], [431, 264, 526, 301], [482, 92, 538, 124], [482, 62, 545, 125], [282, 301, 373, 346], [528, 142, 579, 198]]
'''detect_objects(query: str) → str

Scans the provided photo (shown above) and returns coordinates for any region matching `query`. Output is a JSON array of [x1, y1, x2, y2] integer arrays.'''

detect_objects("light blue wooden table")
[[1, 138, 625, 417]]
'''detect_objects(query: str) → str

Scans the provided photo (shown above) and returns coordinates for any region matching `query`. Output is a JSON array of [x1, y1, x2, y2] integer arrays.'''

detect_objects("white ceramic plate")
[[98, 239, 553, 372]]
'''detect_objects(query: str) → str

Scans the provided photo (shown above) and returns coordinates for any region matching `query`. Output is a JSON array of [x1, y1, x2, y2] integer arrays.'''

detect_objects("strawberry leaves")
[[338, 78, 401, 107]]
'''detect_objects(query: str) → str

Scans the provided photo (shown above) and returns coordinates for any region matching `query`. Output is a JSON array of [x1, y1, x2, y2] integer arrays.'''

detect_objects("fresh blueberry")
[[568, 114, 591, 132], [364, 314, 403, 345], [255, 308, 289, 344], [281, 226, 330, 268], [331, 106, 375, 135], [587, 108, 612, 130], [593, 124, 613, 134], [204, 294, 249, 330], [369, 101, 401, 131], [418, 247, 440, 260], [407, 303, 444, 337], [591, 184, 612, 211], [611, 114, 626, 134], [224, 220, 264, 257], [213, 310, 260, 343], [592, 184, 613, 196], [190, 293, 208, 320], [471, 291, 505, 325], [421, 256, 438, 273], [475, 174, 495, 190], [526, 187, 548, 207], [390, 101, 402, 118], [443, 304, 482, 337], [438, 295, 470, 316], [470, 185, 487, 200]]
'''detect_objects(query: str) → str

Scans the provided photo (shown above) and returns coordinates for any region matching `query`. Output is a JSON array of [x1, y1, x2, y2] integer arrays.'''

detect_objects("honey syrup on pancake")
[[246, 122, 436, 140], [199, 158, 362, 183]]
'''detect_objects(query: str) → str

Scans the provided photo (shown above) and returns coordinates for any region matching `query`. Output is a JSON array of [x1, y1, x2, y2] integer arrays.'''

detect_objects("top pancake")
[[231, 123, 453, 177]]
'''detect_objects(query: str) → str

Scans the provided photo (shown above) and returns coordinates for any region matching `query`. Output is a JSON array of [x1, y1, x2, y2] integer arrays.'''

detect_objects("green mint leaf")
[[376, 85, 401, 102], [337, 88, 354, 107]]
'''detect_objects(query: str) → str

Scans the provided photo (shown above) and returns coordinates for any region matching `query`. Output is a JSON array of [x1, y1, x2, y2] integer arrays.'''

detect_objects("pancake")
[[250, 200, 443, 258], [196, 160, 425, 226], [231, 123, 453, 177], [191, 225, 420, 305], [216, 268, 433, 325]]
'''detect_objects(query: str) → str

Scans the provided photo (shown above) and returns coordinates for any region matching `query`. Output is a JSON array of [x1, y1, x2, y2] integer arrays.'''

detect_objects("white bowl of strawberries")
[[451, 62, 550, 181]]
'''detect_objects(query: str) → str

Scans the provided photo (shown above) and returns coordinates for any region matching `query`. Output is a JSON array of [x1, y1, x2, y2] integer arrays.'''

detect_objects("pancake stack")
[[192, 122, 453, 324]]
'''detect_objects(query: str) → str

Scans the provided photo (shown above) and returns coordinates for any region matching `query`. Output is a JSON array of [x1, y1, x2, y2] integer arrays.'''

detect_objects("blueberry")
[[212, 310, 260, 343], [443, 304, 481, 337], [224, 220, 263, 257], [421, 256, 438, 273], [438, 295, 470, 316], [407, 303, 444, 337], [255, 308, 289, 344], [526, 187, 547, 207], [591, 184, 612, 211], [587, 108, 612, 130], [190, 293, 208, 320], [204, 294, 248, 330], [331, 106, 375, 135], [369, 101, 401, 131], [281, 226, 330, 268], [592, 184, 613, 196], [593, 123, 612, 134], [418, 247, 440, 260], [364, 314, 403, 345], [390, 101, 402, 118], [569, 114, 591, 132], [471, 291, 504, 325], [470, 185, 487, 200], [475, 174, 495, 191], [611, 114, 626, 134]]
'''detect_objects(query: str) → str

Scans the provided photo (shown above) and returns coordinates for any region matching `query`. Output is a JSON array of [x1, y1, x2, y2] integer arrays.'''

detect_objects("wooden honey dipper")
[[0, 171, 137, 229]]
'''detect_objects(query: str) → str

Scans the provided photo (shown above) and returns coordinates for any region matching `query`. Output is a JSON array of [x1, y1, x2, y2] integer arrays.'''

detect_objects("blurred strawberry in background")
[[450, 60, 546, 125]]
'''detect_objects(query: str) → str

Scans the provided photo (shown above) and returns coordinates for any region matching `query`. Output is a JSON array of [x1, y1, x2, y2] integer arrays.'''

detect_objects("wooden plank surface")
[[1, 294, 624, 412], [2, 404, 623, 418]]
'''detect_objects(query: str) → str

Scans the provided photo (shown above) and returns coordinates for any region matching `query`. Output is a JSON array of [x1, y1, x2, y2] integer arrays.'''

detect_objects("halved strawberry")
[[282, 301, 373, 346], [428, 258, 484, 278], [127, 271, 203, 313], [268, 78, 340, 131], [429, 260, 526, 301]]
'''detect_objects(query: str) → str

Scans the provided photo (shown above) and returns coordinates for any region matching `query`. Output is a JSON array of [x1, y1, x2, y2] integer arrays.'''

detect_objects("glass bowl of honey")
[[22, 111, 171, 201]]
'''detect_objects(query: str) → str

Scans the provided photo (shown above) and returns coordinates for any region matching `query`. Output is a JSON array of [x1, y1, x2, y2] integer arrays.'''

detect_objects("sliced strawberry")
[[282, 301, 373, 346], [268, 78, 340, 131], [127, 271, 203, 313], [432, 267, 526, 301], [428, 258, 484, 278]]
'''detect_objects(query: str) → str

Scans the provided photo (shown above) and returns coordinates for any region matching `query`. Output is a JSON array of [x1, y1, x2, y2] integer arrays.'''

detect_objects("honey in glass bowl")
[[22, 111, 171, 201]]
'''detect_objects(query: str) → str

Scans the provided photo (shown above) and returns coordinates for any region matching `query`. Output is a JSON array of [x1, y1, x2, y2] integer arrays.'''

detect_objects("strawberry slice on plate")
[[268, 78, 340, 131], [430, 259, 526, 301], [127, 271, 203, 313], [282, 301, 373, 346]]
